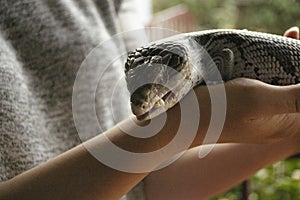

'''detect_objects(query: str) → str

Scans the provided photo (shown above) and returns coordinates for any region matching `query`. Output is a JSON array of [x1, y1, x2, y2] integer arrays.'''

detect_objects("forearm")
[[0, 143, 139, 200], [0, 106, 191, 200], [145, 135, 300, 200], [0, 133, 141, 199]]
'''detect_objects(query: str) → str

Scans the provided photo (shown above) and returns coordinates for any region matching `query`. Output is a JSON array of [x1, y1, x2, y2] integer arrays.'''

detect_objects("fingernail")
[[284, 26, 299, 39]]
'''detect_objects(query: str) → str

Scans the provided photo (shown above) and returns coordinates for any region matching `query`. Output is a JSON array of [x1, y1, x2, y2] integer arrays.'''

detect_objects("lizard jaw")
[[131, 90, 175, 121]]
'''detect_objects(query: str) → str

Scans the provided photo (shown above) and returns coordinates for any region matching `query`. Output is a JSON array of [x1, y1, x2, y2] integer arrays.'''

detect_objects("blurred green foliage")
[[250, 160, 300, 200], [153, 0, 300, 34], [210, 160, 300, 200], [152, 0, 300, 199]]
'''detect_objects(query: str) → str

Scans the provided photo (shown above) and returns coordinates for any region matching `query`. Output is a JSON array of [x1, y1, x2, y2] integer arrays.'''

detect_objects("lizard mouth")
[[135, 90, 174, 121]]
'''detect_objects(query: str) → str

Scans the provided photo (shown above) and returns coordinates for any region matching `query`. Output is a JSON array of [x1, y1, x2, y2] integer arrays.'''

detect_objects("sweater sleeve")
[[0, 1, 147, 199], [0, 33, 45, 181]]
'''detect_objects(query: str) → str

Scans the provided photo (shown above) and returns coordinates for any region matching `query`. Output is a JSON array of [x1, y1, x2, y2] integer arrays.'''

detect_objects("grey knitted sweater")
[[0, 0, 142, 197]]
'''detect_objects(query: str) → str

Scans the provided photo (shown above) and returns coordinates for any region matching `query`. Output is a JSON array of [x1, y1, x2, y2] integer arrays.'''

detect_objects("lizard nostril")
[[131, 102, 149, 116], [141, 103, 148, 110]]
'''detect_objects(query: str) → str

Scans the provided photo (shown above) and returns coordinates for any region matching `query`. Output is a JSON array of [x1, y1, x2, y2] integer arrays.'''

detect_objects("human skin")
[[0, 27, 299, 200]]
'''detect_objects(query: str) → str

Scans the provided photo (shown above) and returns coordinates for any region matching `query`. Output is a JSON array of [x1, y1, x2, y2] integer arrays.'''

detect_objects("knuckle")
[[294, 89, 300, 113], [295, 95, 300, 113], [290, 85, 300, 113], [280, 114, 299, 137]]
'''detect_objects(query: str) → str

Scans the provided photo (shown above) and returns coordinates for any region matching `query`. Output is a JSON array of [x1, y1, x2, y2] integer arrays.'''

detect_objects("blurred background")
[[121, 0, 300, 199], [151, 0, 300, 34]]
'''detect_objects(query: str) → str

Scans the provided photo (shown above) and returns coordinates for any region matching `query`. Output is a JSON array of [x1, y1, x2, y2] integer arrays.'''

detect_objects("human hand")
[[193, 78, 300, 144], [191, 27, 300, 145]]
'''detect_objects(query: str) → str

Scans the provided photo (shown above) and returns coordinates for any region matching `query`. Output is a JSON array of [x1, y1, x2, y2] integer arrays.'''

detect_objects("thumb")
[[224, 78, 300, 118], [248, 83, 300, 117], [283, 26, 299, 40]]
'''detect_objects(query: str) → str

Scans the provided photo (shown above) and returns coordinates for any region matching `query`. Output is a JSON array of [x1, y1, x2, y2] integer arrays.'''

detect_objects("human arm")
[[2, 72, 300, 200], [1, 77, 300, 200], [145, 137, 300, 200], [0, 111, 183, 200]]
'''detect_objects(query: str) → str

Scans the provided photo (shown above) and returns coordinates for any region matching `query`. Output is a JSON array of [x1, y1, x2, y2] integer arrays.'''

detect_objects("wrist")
[[290, 133, 300, 155], [107, 108, 181, 153]]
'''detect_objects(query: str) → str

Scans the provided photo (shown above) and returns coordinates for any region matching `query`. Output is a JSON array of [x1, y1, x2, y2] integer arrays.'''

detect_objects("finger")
[[240, 113, 300, 143], [195, 78, 300, 121], [223, 78, 300, 118], [242, 81, 300, 117], [283, 26, 299, 40]]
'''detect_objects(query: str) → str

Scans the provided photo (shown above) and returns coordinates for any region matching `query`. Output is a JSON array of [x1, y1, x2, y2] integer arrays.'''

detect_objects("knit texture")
[[0, 0, 142, 198]]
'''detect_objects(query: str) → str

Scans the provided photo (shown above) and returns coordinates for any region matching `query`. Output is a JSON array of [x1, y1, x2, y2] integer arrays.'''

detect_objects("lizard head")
[[125, 40, 196, 121]]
